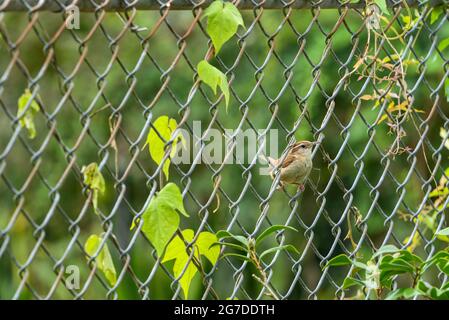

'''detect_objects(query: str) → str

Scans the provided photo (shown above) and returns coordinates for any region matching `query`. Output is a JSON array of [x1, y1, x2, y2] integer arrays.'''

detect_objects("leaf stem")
[[249, 248, 280, 300]]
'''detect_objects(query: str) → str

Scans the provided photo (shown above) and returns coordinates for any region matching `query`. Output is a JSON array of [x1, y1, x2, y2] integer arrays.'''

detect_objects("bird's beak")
[[312, 141, 320, 146]]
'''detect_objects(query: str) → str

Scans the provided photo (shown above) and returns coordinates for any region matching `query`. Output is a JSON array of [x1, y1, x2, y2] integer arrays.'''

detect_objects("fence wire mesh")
[[0, 0, 449, 300]]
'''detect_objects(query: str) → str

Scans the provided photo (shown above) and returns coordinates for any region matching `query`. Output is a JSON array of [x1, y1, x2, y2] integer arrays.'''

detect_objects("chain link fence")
[[0, 0, 449, 300]]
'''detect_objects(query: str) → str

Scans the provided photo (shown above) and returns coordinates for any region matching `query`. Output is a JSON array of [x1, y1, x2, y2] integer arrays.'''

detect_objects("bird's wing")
[[280, 154, 296, 168]]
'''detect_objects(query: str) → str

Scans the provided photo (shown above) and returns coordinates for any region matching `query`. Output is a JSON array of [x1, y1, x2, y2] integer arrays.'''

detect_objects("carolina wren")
[[267, 140, 317, 191]]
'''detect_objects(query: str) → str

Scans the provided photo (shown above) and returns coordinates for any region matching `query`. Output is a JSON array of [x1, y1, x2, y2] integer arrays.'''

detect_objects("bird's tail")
[[258, 154, 278, 168], [258, 154, 279, 181]]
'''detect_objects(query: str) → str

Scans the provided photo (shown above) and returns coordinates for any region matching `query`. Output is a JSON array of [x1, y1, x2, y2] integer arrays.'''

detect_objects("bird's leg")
[[281, 184, 288, 193], [297, 184, 305, 192], [276, 181, 284, 191]]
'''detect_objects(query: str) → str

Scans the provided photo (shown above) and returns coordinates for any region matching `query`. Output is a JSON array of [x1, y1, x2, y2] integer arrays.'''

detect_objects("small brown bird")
[[266, 140, 317, 191]]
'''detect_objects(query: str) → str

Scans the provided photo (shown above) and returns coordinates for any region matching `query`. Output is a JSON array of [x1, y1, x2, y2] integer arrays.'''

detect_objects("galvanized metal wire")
[[0, 0, 448, 300]]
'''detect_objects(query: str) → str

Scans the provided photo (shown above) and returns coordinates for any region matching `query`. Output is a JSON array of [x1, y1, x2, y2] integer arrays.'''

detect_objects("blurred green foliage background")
[[0, 6, 448, 299]]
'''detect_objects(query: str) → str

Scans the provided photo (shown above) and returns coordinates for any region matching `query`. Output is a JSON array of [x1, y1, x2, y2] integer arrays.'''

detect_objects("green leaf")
[[216, 230, 233, 238], [401, 250, 424, 265], [210, 241, 247, 252], [130, 217, 140, 230], [141, 183, 188, 257], [342, 277, 365, 290], [202, 0, 223, 19], [221, 253, 251, 262], [437, 234, 449, 243], [375, 0, 389, 15], [438, 38, 449, 52], [17, 89, 40, 139], [386, 288, 419, 300], [431, 7, 444, 24], [81, 163, 106, 215], [445, 79, 449, 103], [203, 0, 244, 54], [162, 229, 196, 299], [418, 280, 449, 300], [162, 229, 219, 299], [379, 270, 398, 288], [146, 115, 182, 180], [173, 252, 198, 299], [84, 234, 117, 286], [255, 225, 298, 245], [379, 257, 415, 274], [197, 60, 230, 108], [196, 231, 220, 265], [372, 244, 400, 258], [348, 249, 420, 289], [156, 182, 189, 217], [215, 230, 248, 247], [259, 244, 299, 261], [417, 280, 433, 296], [142, 199, 179, 258], [352, 261, 369, 270], [162, 229, 194, 263], [442, 281, 449, 291], [323, 254, 352, 269], [436, 227, 449, 237], [422, 250, 449, 275]]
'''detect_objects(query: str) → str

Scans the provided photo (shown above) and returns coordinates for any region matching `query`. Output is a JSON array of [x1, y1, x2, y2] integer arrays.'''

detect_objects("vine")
[[196, 0, 245, 110], [331, 130, 449, 300], [215, 226, 299, 299]]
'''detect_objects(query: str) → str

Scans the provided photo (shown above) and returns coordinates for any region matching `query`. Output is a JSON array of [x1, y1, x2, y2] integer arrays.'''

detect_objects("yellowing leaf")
[[429, 186, 449, 198], [81, 163, 105, 214], [162, 229, 219, 299], [440, 128, 449, 150], [403, 233, 421, 253], [130, 217, 140, 230], [84, 234, 117, 286], [17, 89, 40, 139], [141, 183, 188, 257], [377, 114, 389, 124], [382, 55, 418, 66], [197, 60, 230, 108], [440, 167, 449, 186], [378, 101, 423, 124], [146, 116, 182, 180], [387, 100, 407, 112], [353, 58, 364, 71], [203, 0, 244, 55], [360, 94, 375, 100]]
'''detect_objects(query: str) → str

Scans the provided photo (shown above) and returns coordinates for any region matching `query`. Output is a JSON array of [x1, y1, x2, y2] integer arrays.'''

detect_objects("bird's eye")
[[300, 144, 305, 149]]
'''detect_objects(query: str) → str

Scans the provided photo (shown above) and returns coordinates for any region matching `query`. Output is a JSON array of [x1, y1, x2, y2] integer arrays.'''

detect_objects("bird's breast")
[[280, 157, 312, 184]]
